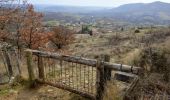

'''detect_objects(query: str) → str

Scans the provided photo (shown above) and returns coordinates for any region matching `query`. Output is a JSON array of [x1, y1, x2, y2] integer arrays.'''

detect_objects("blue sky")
[[30, 0, 170, 7]]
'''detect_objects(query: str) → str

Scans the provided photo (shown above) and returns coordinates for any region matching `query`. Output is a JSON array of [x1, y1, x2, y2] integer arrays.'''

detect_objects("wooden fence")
[[0, 48, 21, 85], [25, 49, 141, 100]]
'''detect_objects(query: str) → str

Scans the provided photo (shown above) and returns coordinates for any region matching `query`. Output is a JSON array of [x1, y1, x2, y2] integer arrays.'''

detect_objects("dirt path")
[[0, 85, 76, 100]]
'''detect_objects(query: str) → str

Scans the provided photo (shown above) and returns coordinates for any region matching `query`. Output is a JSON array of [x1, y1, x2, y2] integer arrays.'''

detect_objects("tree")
[[1, 2, 53, 50], [0, 0, 27, 44], [0, 0, 15, 41], [11, 1, 28, 57], [50, 26, 75, 50], [20, 5, 52, 49], [81, 25, 93, 35], [0, 0, 27, 76]]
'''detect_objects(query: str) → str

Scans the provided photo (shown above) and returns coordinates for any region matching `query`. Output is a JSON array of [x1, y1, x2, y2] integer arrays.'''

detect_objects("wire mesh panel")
[[36, 57, 97, 97], [26, 49, 141, 100]]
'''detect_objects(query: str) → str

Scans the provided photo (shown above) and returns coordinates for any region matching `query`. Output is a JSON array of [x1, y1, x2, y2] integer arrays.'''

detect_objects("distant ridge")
[[36, 1, 170, 25], [112, 1, 170, 13], [34, 5, 109, 13], [108, 1, 170, 25]]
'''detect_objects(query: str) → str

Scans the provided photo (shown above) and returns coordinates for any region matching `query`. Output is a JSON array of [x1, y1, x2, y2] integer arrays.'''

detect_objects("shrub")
[[50, 26, 75, 50], [108, 33, 122, 45], [103, 82, 121, 100], [134, 47, 170, 82], [134, 29, 140, 33], [140, 28, 170, 44]]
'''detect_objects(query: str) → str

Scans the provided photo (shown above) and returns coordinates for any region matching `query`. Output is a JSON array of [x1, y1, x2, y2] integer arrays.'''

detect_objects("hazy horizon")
[[30, 0, 170, 7]]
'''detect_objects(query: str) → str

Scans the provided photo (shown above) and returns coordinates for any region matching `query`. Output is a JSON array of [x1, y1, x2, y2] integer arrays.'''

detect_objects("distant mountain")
[[109, 1, 170, 25], [38, 1, 170, 25], [34, 5, 109, 13], [112, 1, 170, 13]]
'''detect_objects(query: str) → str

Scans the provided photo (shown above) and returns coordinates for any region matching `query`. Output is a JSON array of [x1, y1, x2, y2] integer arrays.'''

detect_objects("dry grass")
[[1, 27, 170, 99], [122, 49, 141, 65], [103, 82, 122, 100]]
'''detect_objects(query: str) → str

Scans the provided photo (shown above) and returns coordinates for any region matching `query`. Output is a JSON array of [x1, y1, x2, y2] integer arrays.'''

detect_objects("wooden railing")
[[25, 49, 141, 100], [0, 48, 21, 85]]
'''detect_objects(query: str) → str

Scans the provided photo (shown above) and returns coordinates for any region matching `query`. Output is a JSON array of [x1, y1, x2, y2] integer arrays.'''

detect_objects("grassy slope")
[[1, 27, 170, 100]]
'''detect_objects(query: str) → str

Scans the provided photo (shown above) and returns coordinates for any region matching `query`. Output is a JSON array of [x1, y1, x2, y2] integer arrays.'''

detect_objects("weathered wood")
[[14, 50, 22, 75], [1, 51, 10, 78], [36, 79, 95, 100], [26, 51, 35, 85], [103, 55, 111, 81], [96, 58, 105, 100], [24, 49, 142, 99], [37, 55, 45, 80], [3, 49, 13, 77], [123, 77, 139, 100], [96, 55, 111, 100], [114, 71, 138, 83], [25, 49, 141, 74]]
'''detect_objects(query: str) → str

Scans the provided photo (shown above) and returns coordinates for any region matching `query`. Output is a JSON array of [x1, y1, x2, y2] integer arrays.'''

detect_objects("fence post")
[[26, 51, 35, 86], [104, 55, 111, 81], [96, 57, 105, 100], [14, 50, 22, 76], [38, 54, 45, 81], [3, 49, 13, 77]]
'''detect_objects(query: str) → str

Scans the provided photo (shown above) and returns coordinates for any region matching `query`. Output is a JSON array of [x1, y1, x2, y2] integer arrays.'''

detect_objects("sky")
[[29, 0, 170, 7]]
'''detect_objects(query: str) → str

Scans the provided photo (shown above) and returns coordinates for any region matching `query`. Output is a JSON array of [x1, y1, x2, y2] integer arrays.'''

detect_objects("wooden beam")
[[26, 50, 35, 86], [103, 54, 111, 81], [96, 58, 105, 100], [37, 55, 45, 80], [3, 49, 13, 77], [123, 77, 139, 99], [14, 50, 22, 76], [25, 49, 141, 74]]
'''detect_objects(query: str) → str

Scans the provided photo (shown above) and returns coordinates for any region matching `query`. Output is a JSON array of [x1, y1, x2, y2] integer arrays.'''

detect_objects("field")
[[0, 28, 140, 100], [1, 1, 170, 99], [0, 28, 170, 100]]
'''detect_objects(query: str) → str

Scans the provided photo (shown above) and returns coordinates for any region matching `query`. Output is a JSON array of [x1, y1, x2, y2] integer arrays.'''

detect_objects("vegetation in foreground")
[[0, 0, 170, 100]]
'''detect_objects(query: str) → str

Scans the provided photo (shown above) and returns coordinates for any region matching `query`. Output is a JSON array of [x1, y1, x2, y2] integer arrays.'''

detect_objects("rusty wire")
[[35, 56, 96, 96]]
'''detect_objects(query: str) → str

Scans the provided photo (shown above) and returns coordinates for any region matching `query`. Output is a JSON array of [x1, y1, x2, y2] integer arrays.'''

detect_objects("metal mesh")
[[34, 57, 97, 96], [34, 58, 96, 95]]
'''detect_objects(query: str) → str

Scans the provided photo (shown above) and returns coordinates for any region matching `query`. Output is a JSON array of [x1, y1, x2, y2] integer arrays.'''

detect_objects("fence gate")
[[25, 49, 141, 100], [0, 50, 10, 85]]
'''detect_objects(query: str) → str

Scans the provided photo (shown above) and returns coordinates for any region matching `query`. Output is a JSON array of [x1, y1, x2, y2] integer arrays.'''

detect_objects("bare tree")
[[50, 26, 75, 50]]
